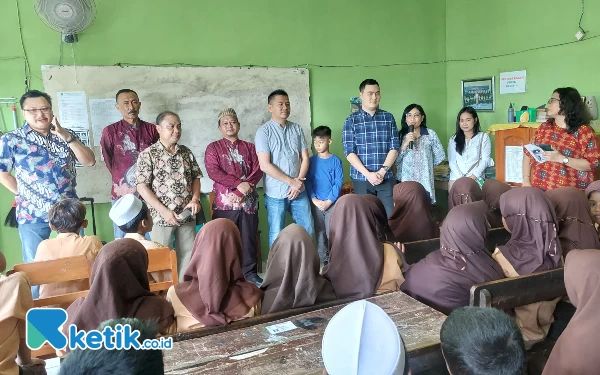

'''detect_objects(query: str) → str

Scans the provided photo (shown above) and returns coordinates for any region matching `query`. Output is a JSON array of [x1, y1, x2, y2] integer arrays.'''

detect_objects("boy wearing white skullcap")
[[322, 300, 408, 375], [110, 194, 171, 283]]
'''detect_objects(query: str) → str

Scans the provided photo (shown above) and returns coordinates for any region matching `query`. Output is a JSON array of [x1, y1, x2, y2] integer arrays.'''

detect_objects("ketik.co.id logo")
[[26, 308, 68, 350], [26, 308, 174, 351]]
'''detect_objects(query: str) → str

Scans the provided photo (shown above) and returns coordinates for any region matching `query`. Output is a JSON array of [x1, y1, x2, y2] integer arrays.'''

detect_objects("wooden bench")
[[12, 255, 92, 359], [403, 227, 511, 264], [470, 267, 566, 309], [146, 247, 179, 293], [470, 268, 567, 375]]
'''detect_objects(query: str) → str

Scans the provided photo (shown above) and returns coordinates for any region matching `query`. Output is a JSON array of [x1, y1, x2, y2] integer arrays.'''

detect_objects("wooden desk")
[[163, 292, 446, 374]]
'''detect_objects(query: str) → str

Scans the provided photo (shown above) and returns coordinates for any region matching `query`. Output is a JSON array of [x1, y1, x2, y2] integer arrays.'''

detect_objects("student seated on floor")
[[34, 198, 102, 302], [109, 194, 171, 283], [59, 318, 164, 375], [0, 251, 47, 375], [166, 219, 263, 332], [440, 307, 526, 375]]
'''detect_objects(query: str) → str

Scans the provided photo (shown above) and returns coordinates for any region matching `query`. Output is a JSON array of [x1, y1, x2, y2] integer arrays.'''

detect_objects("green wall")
[[445, 0, 600, 141], [0, 0, 447, 269]]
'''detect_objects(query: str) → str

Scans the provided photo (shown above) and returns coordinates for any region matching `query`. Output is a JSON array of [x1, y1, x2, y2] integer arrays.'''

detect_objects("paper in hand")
[[525, 144, 547, 163]]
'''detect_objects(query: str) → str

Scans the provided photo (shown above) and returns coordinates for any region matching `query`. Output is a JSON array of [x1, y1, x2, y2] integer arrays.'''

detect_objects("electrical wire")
[[115, 33, 600, 70], [579, 0, 585, 33], [15, 0, 31, 91], [71, 43, 78, 83]]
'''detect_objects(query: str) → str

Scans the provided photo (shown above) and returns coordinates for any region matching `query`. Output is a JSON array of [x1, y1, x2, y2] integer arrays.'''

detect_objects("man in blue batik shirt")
[[0, 90, 95, 274]]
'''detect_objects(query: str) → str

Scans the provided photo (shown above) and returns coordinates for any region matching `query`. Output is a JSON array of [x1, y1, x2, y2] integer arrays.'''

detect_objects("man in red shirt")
[[205, 108, 263, 286], [100, 89, 159, 239]]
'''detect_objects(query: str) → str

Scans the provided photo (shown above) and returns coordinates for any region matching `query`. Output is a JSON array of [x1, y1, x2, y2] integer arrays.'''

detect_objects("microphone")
[[408, 125, 414, 150]]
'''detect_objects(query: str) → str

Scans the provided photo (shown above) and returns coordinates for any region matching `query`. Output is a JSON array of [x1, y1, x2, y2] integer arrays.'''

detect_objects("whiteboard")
[[41, 65, 311, 203]]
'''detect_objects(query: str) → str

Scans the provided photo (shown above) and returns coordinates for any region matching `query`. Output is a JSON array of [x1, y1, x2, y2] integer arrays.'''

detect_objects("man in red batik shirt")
[[204, 108, 264, 286], [101, 89, 158, 239]]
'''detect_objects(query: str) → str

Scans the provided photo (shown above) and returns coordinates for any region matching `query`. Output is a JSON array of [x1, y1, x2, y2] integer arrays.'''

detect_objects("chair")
[[147, 247, 179, 293], [470, 268, 566, 309], [12, 255, 92, 359], [208, 192, 263, 273], [12, 255, 91, 308]]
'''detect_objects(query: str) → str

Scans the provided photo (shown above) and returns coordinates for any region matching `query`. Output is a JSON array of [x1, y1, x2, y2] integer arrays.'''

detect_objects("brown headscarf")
[[498, 187, 562, 275], [546, 187, 600, 254], [449, 177, 483, 210], [323, 194, 385, 299], [482, 179, 512, 228], [542, 249, 600, 375], [401, 202, 505, 314], [173, 219, 263, 326], [585, 180, 600, 197], [261, 224, 336, 314], [361, 194, 396, 241], [388, 182, 440, 242], [64, 239, 174, 334]]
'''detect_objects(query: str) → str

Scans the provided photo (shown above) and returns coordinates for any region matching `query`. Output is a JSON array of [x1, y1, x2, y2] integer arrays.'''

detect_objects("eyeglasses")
[[406, 113, 422, 119], [23, 107, 52, 114], [547, 98, 560, 105]]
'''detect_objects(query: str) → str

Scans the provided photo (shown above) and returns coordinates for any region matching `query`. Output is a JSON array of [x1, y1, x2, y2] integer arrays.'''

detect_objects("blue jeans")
[[18, 222, 52, 299], [112, 199, 150, 240], [264, 191, 314, 248]]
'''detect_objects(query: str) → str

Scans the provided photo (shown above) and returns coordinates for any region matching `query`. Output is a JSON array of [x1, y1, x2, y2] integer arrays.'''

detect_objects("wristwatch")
[[562, 157, 569, 165], [382, 165, 390, 172]]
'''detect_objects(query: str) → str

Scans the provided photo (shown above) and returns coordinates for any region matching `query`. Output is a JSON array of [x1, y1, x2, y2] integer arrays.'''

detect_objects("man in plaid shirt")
[[342, 79, 400, 216]]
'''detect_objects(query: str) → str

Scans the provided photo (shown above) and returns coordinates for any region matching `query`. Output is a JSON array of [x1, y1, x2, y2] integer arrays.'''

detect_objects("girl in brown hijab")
[[493, 187, 562, 347], [167, 219, 263, 332], [585, 180, 600, 229], [323, 194, 405, 300], [482, 178, 511, 228], [448, 176, 483, 210], [261, 224, 336, 314], [546, 186, 600, 254], [401, 202, 504, 315], [542, 249, 600, 375], [64, 239, 175, 337], [388, 182, 440, 242]]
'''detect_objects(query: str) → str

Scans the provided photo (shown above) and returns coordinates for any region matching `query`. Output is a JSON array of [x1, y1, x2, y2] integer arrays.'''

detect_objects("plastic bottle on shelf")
[[508, 103, 515, 123]]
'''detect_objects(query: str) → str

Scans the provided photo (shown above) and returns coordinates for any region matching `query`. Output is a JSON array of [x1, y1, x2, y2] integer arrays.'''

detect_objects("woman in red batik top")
[[523, 87, 600, 191]]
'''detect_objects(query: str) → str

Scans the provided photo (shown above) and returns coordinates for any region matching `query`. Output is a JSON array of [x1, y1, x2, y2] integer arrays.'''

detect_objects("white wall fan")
[[34, 0, 96, 43]]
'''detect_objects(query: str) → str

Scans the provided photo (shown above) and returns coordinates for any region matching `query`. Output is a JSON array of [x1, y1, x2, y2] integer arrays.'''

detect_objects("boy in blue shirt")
[[306, 126, 344, 264]]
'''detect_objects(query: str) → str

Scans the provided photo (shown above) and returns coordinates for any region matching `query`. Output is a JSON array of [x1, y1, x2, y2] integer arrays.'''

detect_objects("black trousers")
[[352, 177, 395, 217], [212, 210, 259, 277]]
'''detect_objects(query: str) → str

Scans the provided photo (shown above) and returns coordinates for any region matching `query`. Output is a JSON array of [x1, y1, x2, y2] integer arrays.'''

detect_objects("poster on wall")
[[57, 91, 89, 130], [505, 145, 524, 183], [500, 70, 526, 94], [461, 77, 495, 112]]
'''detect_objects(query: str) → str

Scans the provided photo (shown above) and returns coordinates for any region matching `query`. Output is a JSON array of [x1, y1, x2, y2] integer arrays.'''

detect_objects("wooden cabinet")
[[493, 125, 600, 185], [494, 127, 535, 186]]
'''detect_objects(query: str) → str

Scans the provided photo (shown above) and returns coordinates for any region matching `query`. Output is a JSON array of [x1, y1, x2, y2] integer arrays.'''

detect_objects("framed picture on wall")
[[461, 77, 495, 112]]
